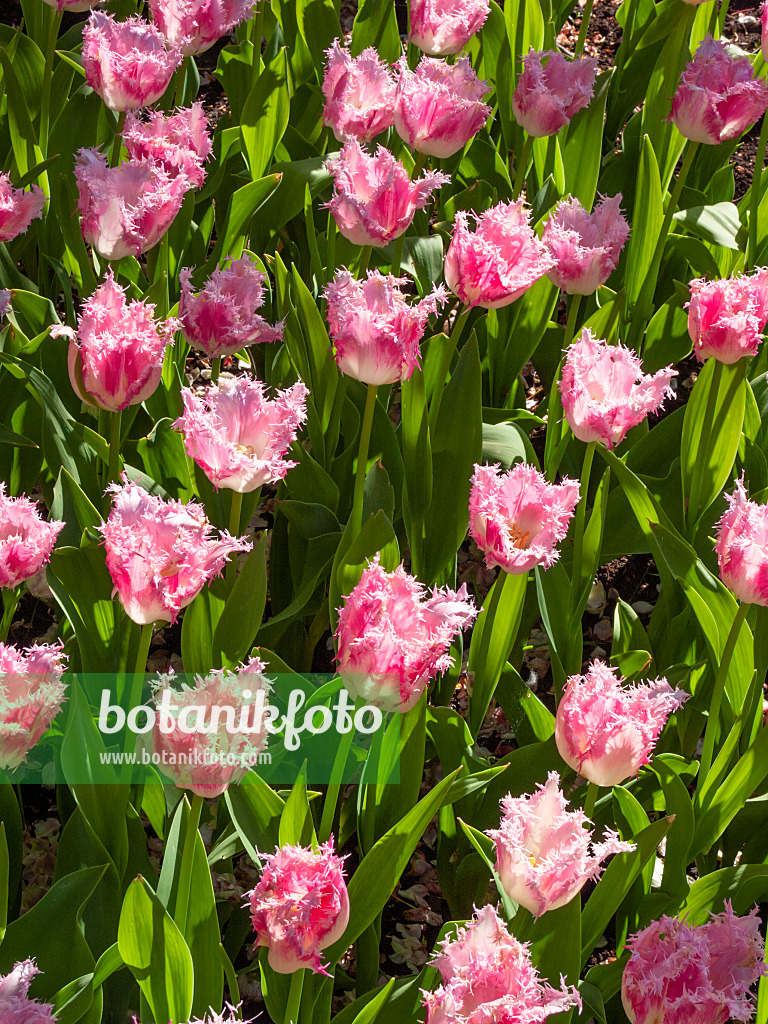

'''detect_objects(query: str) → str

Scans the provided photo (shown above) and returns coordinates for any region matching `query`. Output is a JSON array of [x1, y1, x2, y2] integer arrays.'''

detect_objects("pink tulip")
[[486, 772, 632, 918], [82, 12, 182, 112], [0, 485, 64, 590], [409, 0, 490, 56], [123, 103, 212, 188], [394, 55, 492, 158], [325, 141, 449, 248], [469, 463, 580, 575], [50, 271, 177, 412], [149, 0, 256, 55], [42, 0, 98, 11], [324, 269, 446, 385], [173, 376, 308, 493], [423, 904, 581, 1024], [555, 661, 688, 787], [444, 200, 554, 309], [559, 329, 676, 449], [135, 1010, 247, 1024], [512, 49, 597, 138], [714, 478, 768, 606], [687, 269, 768, 364], [247, 840, 350, 975], [542, 194, 630, 295], [0, 642, 67, 771], [179, 258, 283, 359], [0, 174, 44, 243], [622, 904, 766, 1024], [75, 148, 192, 260], [335, 555, 476, 713], [0, 960, 58, 1024], [100, 478, 251, 625], [671, 35, 768, 145], [322, 40, 396, 143]]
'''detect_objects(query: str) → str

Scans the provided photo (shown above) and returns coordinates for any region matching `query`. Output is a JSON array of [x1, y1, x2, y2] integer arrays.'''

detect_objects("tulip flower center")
[[159, 560, 181, 577], [235, 443, 260, 459], [508, 523, 532, 549]]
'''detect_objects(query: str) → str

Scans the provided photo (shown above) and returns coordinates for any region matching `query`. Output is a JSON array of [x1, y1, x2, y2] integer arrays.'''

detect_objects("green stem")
[[176, 791, 204, 936], [0, 587, 21, 643], [574, 0, 595, 56], [326, 207, 337, 285], [699, 602, 750, 785], [174, 55, 189, 108], [110, 112, 126, 168], [39, 11, 62, 161], [226, 491, 244, 587], [563, 293, 583, 351], [108, 410, 122, 486], [570, 440, 596, 613], [583, 781, 599, 821], [512, 134, 534, 200], [211, 356, 222, 384], [318, 696, 362, 843], [748, 113, 768, 272], [284, 968, 304, 1024], [349, 384, 378, 538], [98, 408, 110, 489], [356, 245, 372, 279], [429, 307, 470, 434], [124, 622, 154, 754], [686, 358, 722, 537]]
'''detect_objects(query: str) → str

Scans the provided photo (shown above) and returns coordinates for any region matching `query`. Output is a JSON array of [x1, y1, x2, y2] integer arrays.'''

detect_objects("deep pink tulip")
[[0, 642, 67, 771], [424, 904, 581, 1024], [82, 11, 182, 112], [444, 200, 554, 309], [687, 269, 768, 364], [0, 485, 63, 590], [325, 141, 449, 248], [173, 376, 308, 493], [149, 0, 256, 55], [512, 49, 597, 138], [179, 258, 283, 359], [555, 662, 688, 787], [247, 840, 350, 975], [394, 55, 492, 158], [469, 462, 580, 574], [542, 194, 629, 295], [100, 479, 251, 625], [671, 35, 768, 145], [0, 960, 58, 1024], [322, 40, 396, 143], [560, 329, 676, 449], [0, 174, 44, 243], [715, 479, 768, 606], [123, 103, 212, 188], [324, 269, 447, 385], [622, 905, 766, 1024], [409, 0, 490, 56], [335, 555, 476, 713]]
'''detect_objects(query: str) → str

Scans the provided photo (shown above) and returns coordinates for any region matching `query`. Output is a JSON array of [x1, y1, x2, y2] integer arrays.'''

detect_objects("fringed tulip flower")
[[394, 55, 492, 158], [0, 960, 58, 1024], [560, 330, 676, 449], [82, 12, 182, 112], [173, 376, 308, 493], [335, 555, 477, 713], [671, 35, 768, 145], [179, 258, 283, 359], [542, 194, 630, 295], [100, 479, 251, 625], [423, 904, 581, 1024], [123, 103, 212, 188], [0, 174, 44, 243], [0, 642, 67, 771], [50, 270, 177, 412], [687, 269, 768, 364], [715, 479, 768, 606], [409, 0, 490, 56], [512, 49, 597, 137], [149, 659, 270, 797], [75, 149, 192, 260], [324, 269, 447, 385], [444, 200, 554, 309], [322, 40, 396, 143], [247, 840, 350, 975], [469, 463, 580, 574], [325, 141, 449, 248], [149, 0, 256, 55], [0, 485, 64, 590], [622, 905, 766, 1024], [555, 662, 688, 787]]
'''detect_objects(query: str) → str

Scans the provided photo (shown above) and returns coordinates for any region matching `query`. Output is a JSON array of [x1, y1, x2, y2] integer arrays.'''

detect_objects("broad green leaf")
[[351, 0, 400, 62], [212, 532, 268, 669], [625, 136, 663, 311], [296, 0, 340, 76], [225, 771, 285, 859], [278, 765, 317, 847], [562, 69, 612, 207], [240, 49, 289, 180]]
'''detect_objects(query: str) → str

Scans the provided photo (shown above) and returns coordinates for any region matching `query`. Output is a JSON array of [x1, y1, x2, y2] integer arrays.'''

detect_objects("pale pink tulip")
[[247, 840, 350, 975], [0, 960, 58, 1024], [50, 270, 177, 412], [542, 194, 629, 295], [560, 329, 676, 449], [0, 174, 44, 243], [0, 486, 64, 590], [322, 40, 396, 143], [444, 200, 554, 309], [512, 49, 597, 137], [555, 662, 688, 787], [409, 0, 490, 56], [173, 376, 308, 493], [671, 35, 768, 145], [134, 1009, 248, 1024], [335, 555, 476, 713], [469, 463, 580, 574], [325, 141, 449, 248], [715, 478, 768, 606], [394, 55, 492, 158], [423, 904, 581, 1024], [100, 478, 251, 625], [324, 269, 447, 385], [149, 0, 256, 55], [123, 103, 212, 188], [179, 258, 283, 359], [622, 905, 766, 1024], [0, 642, 67, 771], [687, 270, 768, 364], [75, 148, 192, 260]]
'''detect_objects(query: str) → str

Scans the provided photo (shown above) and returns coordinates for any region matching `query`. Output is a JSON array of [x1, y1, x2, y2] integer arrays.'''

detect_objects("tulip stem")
[[349, 384, 378, 538], [574, 0, 595, 57], [0, 586, 21, 643], [356, 246, 372, 279], [570, 440, 596, 620], [512, 134, 534, 200], [698, 601, 750, 786], [318, 696, 363, 844], [226, 491, 244, 587], [174, 56, 189, 108], [686, 358, 722, 537], [39, 10, 62, 162], [390, 232, 406, 279], [124, 621, 154, 755], [211, 356, 222, 384], [562, 293, 583, 351], [748, 113, 768, 272], [176, 791, 204, 937], [284, 967, 304, 1024], [583, 781, 599, 821], [326, 207, 337, 285], [429, 307, 470, 434], [110, 112, 126, 168], [108, 411, 122, 486]]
